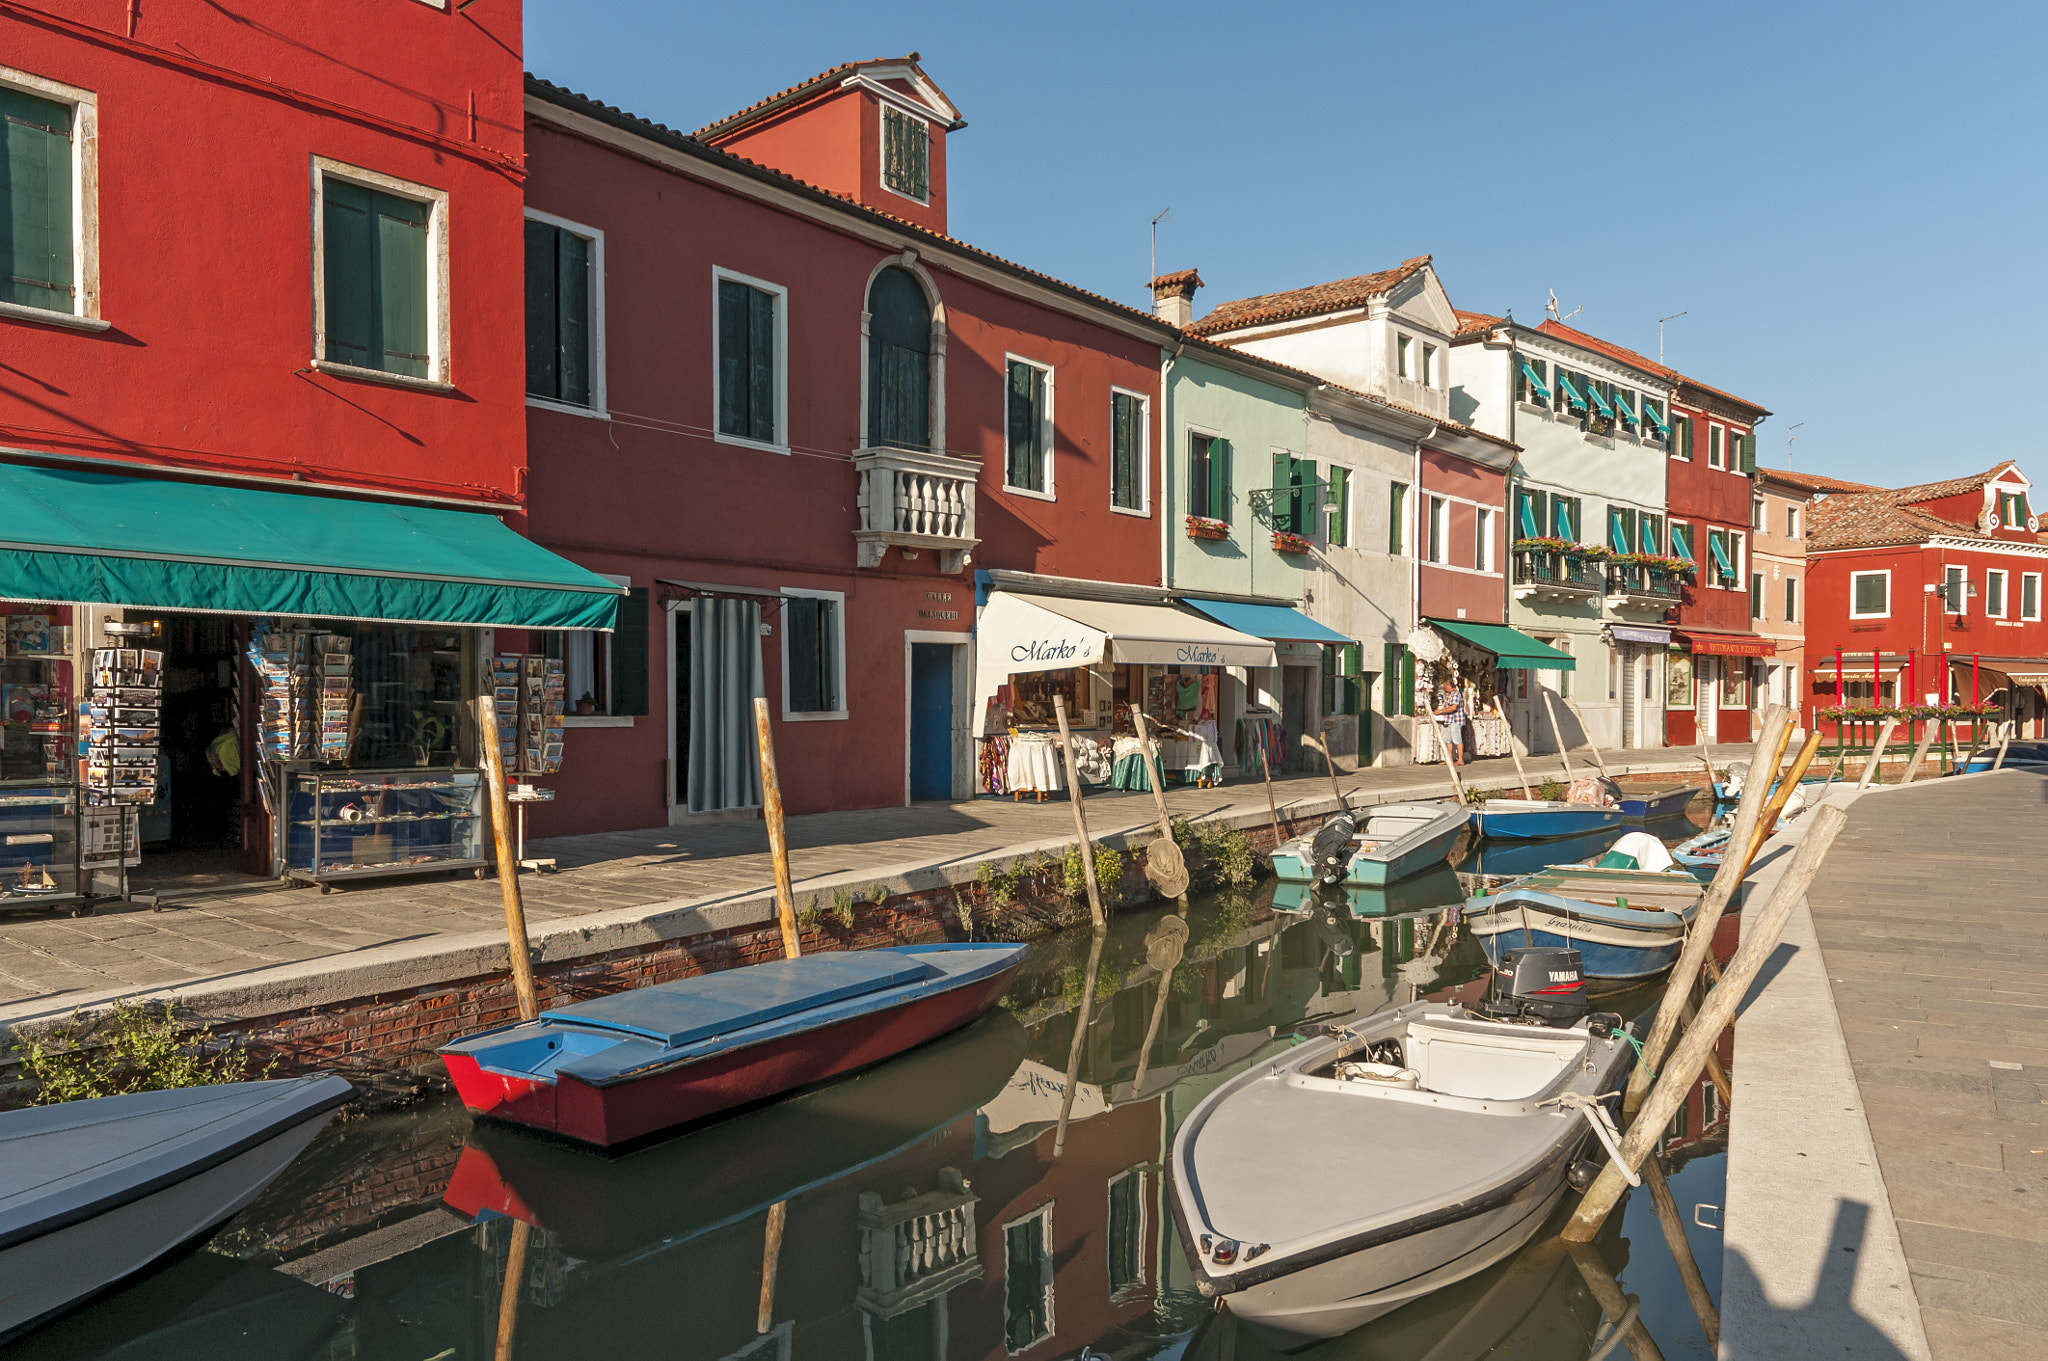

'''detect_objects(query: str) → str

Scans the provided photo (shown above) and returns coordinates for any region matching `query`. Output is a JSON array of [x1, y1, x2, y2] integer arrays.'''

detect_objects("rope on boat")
[[1541, 1090, 1640, 1187], [1585, 1295, 1643, 1361]]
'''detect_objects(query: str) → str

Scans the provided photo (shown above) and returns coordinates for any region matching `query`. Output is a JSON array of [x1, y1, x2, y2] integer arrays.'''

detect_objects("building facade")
[[1751, 468, 1874, 715]]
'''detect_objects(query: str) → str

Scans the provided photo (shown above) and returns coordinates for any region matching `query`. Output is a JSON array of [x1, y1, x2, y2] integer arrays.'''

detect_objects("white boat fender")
[[1336, 1060, 1420, 1088], [1540, 1090, 1640, 1187]]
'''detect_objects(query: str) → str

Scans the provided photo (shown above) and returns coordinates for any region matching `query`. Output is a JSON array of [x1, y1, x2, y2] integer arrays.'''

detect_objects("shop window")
[[781, 589, 845, 719], [715, 268, 786, 449], [881, 105, 930, 202], [1850, 570, 1889, 619], [1720, 658, 1750, 709], [867, 265, 933, 451], [1986, 569, 2008, 618], [525, 212, 601, 411], [1006, 357, 1053, 496], [1667, 652, 1694, 709], [1111, 389, 1146, 512], [1326, 466, 1350, 546], [1003, 1205, 1054, 1353], [1387, 481, 1406, 555], [1190, 432, 1231, 523], [0, 605, 76, 784], [2, 72, 98, 325], [1107, 1168, 1146, 1298], [315, 162, 447, 384]]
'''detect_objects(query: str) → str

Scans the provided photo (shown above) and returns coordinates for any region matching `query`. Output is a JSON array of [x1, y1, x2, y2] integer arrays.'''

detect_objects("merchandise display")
[[248, 624, 316, 760], [285, 769, 485, 888], [82, 647, 163, 806], [492, 652, 566, 776], [0, 786, 79, 906]]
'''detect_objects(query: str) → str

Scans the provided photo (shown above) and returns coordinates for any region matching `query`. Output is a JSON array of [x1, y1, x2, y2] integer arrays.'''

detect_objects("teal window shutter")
[[1673, 523, 1692, 562], [1609, 507, 1627, 551], [1553, 498, 1575, 541], [1213, 438, 1232, 525], [1708, 530, 1734, 578], [609, 587, 650, 716], [1613, 389, 1636, 426], [1555, 373, 1588, 412], [1738, 432, 1757, 473], [0, 87, 75, 314], [1583, 381, 1615, 419], [1518, 360, 1551, 402], [1642, 398, 1670, 438], [1327, 466, 1348, 545]]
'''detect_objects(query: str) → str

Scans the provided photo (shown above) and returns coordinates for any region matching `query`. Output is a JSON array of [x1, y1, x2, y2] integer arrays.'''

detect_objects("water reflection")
[[23, 855, 1731, 1361]]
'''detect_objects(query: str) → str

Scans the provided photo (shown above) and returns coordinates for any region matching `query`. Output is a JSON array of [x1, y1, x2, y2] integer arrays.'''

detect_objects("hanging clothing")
[[1198, 673, 1219, 721], [1175, 673, 1201, 714]]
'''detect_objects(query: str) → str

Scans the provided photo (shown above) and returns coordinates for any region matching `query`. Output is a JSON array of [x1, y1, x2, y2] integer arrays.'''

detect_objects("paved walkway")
[[1801, 771, 2048, 1359], [0, 745, 1742, 1022]]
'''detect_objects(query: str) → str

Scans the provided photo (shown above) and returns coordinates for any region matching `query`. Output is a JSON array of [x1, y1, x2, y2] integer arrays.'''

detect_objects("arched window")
[[867, 266, 931, 450]]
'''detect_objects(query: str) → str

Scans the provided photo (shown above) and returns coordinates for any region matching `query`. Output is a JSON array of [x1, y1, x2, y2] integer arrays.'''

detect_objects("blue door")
[[910, 643, 953, 800]]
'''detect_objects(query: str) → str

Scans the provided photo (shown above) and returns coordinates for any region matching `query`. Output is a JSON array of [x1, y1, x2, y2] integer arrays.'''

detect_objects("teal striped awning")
[[0, 464, 625, 630], [1518, 361, 1551, 400], [1556, 374, 1588, 411], [1427, 619, 1576, 671], [1708, 532, 1735, 577]]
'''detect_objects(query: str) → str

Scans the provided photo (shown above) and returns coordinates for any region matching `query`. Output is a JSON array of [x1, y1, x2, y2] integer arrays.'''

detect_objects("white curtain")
[[688, 598, 764, 813]]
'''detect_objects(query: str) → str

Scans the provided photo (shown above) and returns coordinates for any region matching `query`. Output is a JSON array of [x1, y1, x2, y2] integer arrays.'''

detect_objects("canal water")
[[19, 813, 1735, 1361]]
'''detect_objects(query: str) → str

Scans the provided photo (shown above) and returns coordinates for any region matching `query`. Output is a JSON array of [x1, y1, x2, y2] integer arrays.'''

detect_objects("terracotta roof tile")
[[1755, 468, 1880, 496], [1534, 320, 1672, 380], [1806, 467, 2017, 552], [1149, 268, 1202, 293], [1454, 310, 1503, 338], [1887, 462, 2018, 506], [1186, 256, 1433, 336]]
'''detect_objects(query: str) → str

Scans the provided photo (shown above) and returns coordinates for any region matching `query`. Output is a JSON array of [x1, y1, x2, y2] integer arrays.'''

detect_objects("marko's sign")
[[1012, 637, 1084, 664]]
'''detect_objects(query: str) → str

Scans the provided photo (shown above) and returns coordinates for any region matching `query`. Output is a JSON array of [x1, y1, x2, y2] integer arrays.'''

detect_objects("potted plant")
[[1270, 530, 1314, 555], [574, 692, 597, 715], [1185, 515, 1230, 542], [1513, 535, 1576, 554]]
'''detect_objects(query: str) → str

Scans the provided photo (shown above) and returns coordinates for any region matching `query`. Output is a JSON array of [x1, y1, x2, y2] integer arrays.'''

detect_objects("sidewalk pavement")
[[0, 744, 1743, 1029]]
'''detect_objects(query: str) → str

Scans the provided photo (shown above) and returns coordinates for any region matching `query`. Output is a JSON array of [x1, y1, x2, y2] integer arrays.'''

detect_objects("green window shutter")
[[1, 88, 75, 313], [609, 587, 650, 716], [1212, 438, 1232, 525], [322, 179, 376, 368], [717, 279, 749, 438], [787, 597, 823, 712], [1328, 466, 1349, 545], [1389, 483, 1406, 554], [1007, 362, 1045, 491], [1272, 449, 1292, 531], [1188, 434, 1210, 518], [1382, 642, 1400, 716], [1111, 392, 1140, 509], [374, 191, 430, 378], [1738, 432, 1757, 473], [557, 229, 590, 406], [1400, 647, 1415, 717], [748, 285, 776, 443], [524, 219, 558, 399]]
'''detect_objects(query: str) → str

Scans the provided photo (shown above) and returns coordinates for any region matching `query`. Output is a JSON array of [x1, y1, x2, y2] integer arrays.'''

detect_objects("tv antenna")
[[1785, 421, 1804, 468], [1657, 311, 1687, 366], [1150, 207, 1171, 287], [1545, 290, 1582, 323]]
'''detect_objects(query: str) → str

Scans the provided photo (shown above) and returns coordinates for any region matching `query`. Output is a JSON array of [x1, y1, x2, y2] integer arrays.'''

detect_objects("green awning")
[[1708, 532, 1735, 577], [1518, 361, 1551, 401], [1426, 618, 1576, 671], [1642, 400, 1670, 438], [0, 465, 624, 630], [1555, 374, 1588, 411]]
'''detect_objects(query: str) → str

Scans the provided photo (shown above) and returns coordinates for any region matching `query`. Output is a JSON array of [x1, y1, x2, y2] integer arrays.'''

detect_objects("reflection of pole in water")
[[1642, 1158, 1719, 1350], [1564, 1239, 1663, 1361], [1054, 927, 1108, 1157], [494, 1218, 531, 1361], [1132, 914, 1188, 1094], [757, 1200, 787, 1334]]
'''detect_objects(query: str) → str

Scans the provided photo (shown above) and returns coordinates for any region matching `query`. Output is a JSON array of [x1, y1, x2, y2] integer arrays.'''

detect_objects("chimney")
[[1150, 269, 1202, 328]]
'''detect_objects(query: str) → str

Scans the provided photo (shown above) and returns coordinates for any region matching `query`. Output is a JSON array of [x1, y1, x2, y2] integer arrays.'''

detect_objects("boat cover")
[[540, 952, 939, 1048]]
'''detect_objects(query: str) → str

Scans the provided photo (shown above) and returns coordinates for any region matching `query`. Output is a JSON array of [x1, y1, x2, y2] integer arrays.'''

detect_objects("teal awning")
[[0, 465, 624, 630], [1583, 383, 1615, 418], [1182, 598, 1349, 645], [1708, 532, 1735, 577], [1426, 618, 1576, 671], [1611, 391, 1636, 425], [1642, 400, 1670, 437], [1518, 361, 1551, 400], [1555, 374, 1588, 411], [1672, 523, 1694, 562]]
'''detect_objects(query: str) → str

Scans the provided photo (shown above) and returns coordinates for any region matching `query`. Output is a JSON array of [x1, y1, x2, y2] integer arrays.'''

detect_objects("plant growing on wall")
[[14, 1001, 271, 1104]]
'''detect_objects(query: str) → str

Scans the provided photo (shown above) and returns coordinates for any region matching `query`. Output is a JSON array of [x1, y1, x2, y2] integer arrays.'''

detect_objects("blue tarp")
[[1181, 598, 1350, 645]]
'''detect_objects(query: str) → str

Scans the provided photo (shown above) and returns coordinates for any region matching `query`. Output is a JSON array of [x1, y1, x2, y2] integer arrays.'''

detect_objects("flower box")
[[1513, 536, 1577, 554], [1271, 530, 1314, 555], [1185, 516, 1230, 542]]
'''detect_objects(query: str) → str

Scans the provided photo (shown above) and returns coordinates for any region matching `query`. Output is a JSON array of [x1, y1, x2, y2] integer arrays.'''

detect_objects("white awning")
[[972, 591, 1275, 734]]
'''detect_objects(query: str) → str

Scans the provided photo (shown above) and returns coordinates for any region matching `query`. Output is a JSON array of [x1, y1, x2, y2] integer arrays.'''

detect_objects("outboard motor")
[[1308, 812, 1359, 885], [1477, 946, 1588, 1027]]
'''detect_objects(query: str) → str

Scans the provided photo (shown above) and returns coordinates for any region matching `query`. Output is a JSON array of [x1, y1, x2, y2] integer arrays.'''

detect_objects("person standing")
[[1434, 683, 1467, 766]]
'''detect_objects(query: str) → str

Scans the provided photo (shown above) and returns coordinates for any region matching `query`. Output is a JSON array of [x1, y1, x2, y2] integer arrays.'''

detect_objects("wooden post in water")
[[1623, 705, 1792, 1118], [494, 1217, 531, 1361], [1132, 712, 1190, 911], [1565, 1241, 1664, 1361], [1053, 924, 1107, 1157], [1567, 803, 1850, 1242], [753, 698, 802, 960], [1994, 727, 2013, 771], [1697, 753, 1717, 795], [479, 690, 538, 1022], [1679, 994, 1733, 1107], [1856, 717, 1897, 790], [1899, 724, 1939, 785], [1496, 698, 1534, 798], [756, 1200, 787, 1333], [1644, 1159, 1720, 1351], [1053, 696, 1107, 931], [1562, 698, 1612, 778], [1541, 689, 1576, 780], [1259, 744, 1283, 847]]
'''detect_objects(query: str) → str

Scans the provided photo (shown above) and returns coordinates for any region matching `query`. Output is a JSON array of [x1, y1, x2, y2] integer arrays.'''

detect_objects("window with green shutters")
[[1708, 425, 1726, 469], [321, 177, 431, 379], [1609, 506, 1638, 553], [1999, 490, 2030, 527], [1750, 571, 1763, 620], [1671, 521, 1693, 564], [881, 105, 930, 202], [1276, 453, 1316, 535], [1851, 571, 1889, 618], [1189, 432, 1230, 522], [1382, 643, 1414, 717], [525, 218, 593, 407], [1326, 466, 1350, 546], [782, 592, 844, 716], [1737, 431, 1757, 473], [1, 86, 75, 314], [1003, 1210, 1053, 1352], [1006, 359, 1051, 493], [1671, 415, 1693, 460], [717, 275, 780, 445], [1986, 570, 2007, 618], [1516, 487, 1548, 540], [2022, 572, 2040, 621], [1551, 496, 1579, 543], [1110, 391, 1143, 510], [1388, 482, 1407, 554]]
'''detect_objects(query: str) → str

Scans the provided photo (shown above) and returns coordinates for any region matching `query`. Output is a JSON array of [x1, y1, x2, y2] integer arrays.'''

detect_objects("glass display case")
[[0, 782, 85, 914], [284, 768, 486, 892]]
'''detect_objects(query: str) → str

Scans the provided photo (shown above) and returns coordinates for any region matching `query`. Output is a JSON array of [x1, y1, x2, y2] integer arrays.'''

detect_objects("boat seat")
[[1400, 1020, 1588, 1102]]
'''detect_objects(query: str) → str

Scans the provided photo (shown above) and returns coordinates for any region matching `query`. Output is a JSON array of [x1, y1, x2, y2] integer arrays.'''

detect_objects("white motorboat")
[[1166, 983, 1634, 1352], [0, 1074, 353, 1341]]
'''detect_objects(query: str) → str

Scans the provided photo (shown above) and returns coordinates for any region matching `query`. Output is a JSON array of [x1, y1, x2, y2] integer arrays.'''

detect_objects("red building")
[[522, 60, 1179, 831], [1418, 444, 1513, 624], [1806, 462, 2048, 737]]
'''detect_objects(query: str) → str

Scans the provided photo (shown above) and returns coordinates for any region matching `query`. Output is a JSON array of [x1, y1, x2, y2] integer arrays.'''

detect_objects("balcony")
[[1606, 562, 1686, 607], [1512, 548, 1605, 602], [854, 446, 980, 573], [857, 1167, 982, 1318]]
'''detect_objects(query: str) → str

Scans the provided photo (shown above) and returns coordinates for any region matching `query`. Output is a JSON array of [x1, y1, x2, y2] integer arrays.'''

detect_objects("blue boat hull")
[[1474, 806, 1629, 840], [1456, 826, 1628, 879], [1617, 787, 1704, 821], [1476, 927, 1682, 982]]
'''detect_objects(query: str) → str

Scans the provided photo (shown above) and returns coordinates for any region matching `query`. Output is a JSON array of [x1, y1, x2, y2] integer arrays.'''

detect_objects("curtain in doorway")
[[688, 598, 764, 813]]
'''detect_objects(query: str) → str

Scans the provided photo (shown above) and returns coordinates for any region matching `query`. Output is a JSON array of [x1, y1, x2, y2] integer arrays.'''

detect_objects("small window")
[[1327, 465, 1350, 546], [1190, 431, 1230, 523], [1944, 565, 1966, 616], [715, 269, 786, 448], [1784, 575, 1798, 623], [1552, 496, 1578, 542], [1475, 507, 1492, 572], [1641, 395, 1667, 440], [1387, 482, 1407, 555], [1107, 1168, 1146, 1298], [1750, 571, 1763, 621], [1641, 513, 1663, 554], [525, 213, 600, 410], [1608, 506, 1638, 553], [1005, 357, 1053, 495], [1, 77, 92, 320], [1426, 496, 1447, 564], [1998, 490, 2030, 528], [2023, 572, 2041, 621], [1751, 498, 1764, 529], [1281, 455, 1317, 536], [880, 105, 930, 202], [1786, 505, 1800, 538], [316, 161, 446, 383], [1671, 415, 1693, 460], [1720, 658, 1749, 709], [1671, 521, 1693, 564], [1422, 342, 1439, 388], [1986, 569, 2008, 618], [1516, 357, 1551, 406], [1851, 570, 1890, 618], [1003, 1206, 1054, 1353], [1111, 390, 1146, 512], [781, 590, 846, 719], [1708, 425, 1725, 468], [1396, 334, 1412, 378]]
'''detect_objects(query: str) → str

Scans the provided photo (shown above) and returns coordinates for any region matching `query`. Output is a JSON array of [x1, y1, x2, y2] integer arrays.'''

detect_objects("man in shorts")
[[1434, 685, 1467, 766]]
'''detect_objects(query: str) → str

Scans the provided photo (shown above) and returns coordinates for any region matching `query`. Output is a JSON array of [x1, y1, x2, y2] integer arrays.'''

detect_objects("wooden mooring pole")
[[1497, 698, 1535, 798], [1565, 1240, 1664, 1361], [1132, 711, 1190, 910], [1562, 698, 1613, 778], [1053, 696, 1107, 930], [752, 698, 802, 960], [1747, 730, 1825, 858], [1542, 689, 1576, 780], [1899, 724, 1940, 785], [1643, 1158, 1720, 1351], [493, 1218, 531, 1361], [1566, 802, 1849, 1242], [1855, 717, 1898, 790], [479, 690, 538, 1022]]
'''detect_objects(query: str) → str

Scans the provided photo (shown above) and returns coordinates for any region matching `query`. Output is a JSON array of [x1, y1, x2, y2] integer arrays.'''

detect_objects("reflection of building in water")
[[857, 1167, 982, 1359]]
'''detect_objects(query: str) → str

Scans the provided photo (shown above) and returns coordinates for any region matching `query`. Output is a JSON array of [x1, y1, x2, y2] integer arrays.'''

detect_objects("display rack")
[[0, 783, 89, 917], [284, 768, 486, 892]]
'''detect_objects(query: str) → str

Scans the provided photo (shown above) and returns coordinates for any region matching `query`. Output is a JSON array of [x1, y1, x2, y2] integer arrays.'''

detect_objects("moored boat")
[[1268, 863, 1465, 920], [1166, 989, 1635, 1352], [0, 1074, 354, 1343], [1471, 799, 1628, 841], [1271, 803, 1470, 887], [1466, 866, 1703, 984], [439, 943, 1027, 1149], [1614, 784, 1705, 821]]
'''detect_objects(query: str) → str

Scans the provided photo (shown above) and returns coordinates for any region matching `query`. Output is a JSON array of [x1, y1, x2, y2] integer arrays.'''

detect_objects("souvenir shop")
[[1178, 599, 1353, 776], [969, 591, 1274, 798], [1411, 619, 1576, 764], [0, 467, 622, 912]]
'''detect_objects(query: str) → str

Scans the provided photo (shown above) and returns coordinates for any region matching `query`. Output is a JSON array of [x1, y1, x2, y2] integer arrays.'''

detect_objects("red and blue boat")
[[439, 943, 1027, 1149]]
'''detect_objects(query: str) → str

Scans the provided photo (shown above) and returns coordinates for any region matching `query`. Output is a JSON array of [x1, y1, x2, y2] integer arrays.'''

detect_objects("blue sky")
[[525, 1, 2045, 490]]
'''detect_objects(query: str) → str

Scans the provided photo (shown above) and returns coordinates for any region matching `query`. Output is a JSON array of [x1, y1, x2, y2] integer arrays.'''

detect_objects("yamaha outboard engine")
[[1477, 946, 1588, 1026], [1308, 812, 1359, 885]]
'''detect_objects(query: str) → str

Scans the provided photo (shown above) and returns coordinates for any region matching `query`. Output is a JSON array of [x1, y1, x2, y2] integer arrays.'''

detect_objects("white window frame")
[[1396, 332, 1412, 379], [311, 156, 452, 389], [878, 103, 932, 206], [562, 572, 633, 726], [1707, 424, 1725, 469], [1001, 1202, 1056, 1354], [1786, 504, 1800, 539], [1108, 385, 1150, 517], [1426, 495, 1448, 565], [1105, 1166, 1149, 1300], [1944, 565, 1967, 616], [1422, 341, 1440, 389], [2023, 571, 2042, 622], [523, 207, 608, 419], [710, 265, 790, 454], [1002, 353, 1056, 501], [1985, 568, 2009, 619], [1474, 507, 1493, 573], [1849, 569, 1891, 620], [779, 586, 848, 722], [0, 66, 103, 332]]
